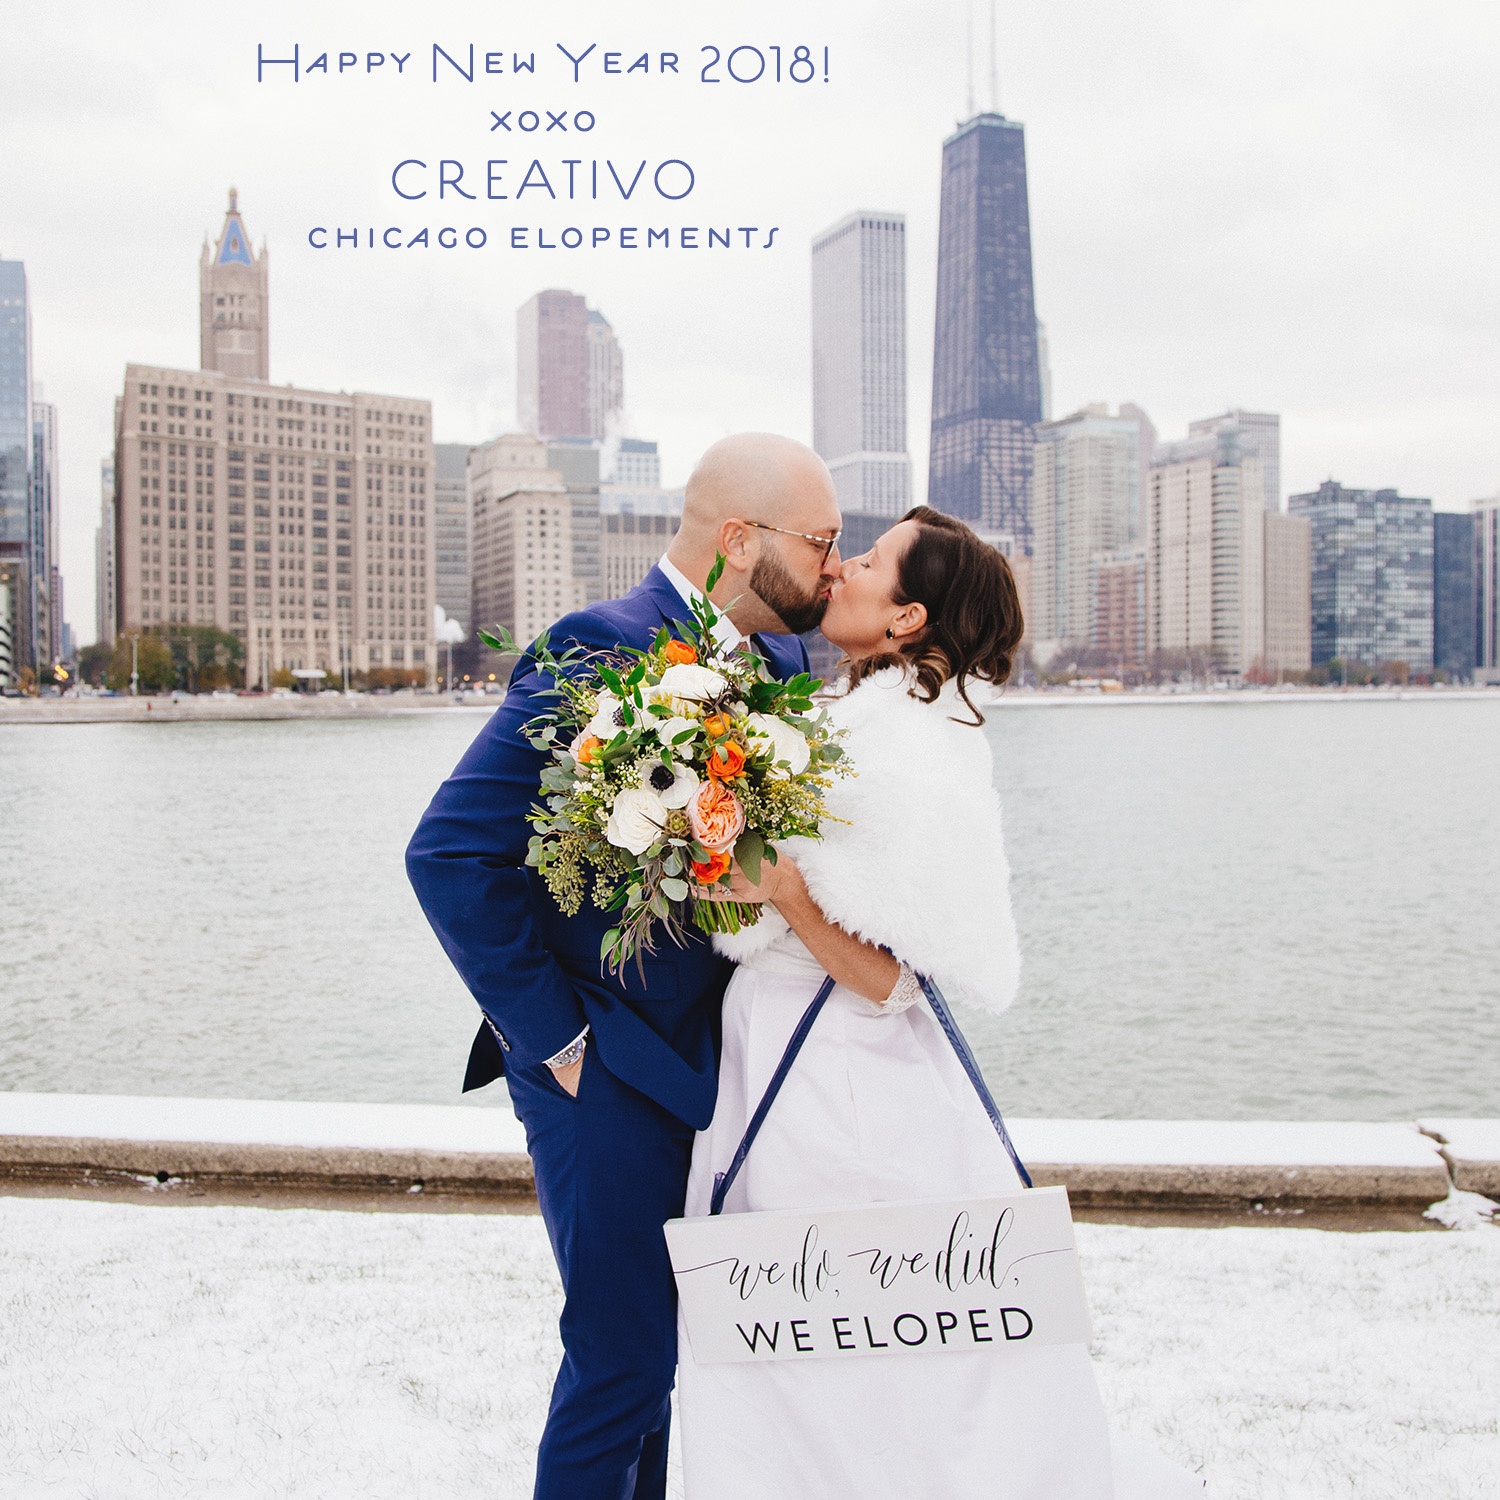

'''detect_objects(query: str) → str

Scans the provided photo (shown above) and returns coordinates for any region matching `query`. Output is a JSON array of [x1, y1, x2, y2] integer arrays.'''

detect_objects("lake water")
[[2, 697, 1497, 1120]]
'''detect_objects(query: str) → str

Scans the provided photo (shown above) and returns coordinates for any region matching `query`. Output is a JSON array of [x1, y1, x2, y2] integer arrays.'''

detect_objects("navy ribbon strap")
[[710, 976, 835, 1216], [709, 971, 1030, 1217], [917, 974, 1032, 1189]]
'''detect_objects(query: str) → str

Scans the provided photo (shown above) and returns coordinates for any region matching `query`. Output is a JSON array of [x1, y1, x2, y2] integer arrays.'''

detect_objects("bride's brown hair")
[[845, 506, 1025, 725]]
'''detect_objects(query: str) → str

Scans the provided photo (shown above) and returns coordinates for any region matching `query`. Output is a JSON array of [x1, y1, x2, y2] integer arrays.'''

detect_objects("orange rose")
[[688, 781, 746, 852], [706, 739, 747, 780], [702, 712, 731, 739], [575, 735, 605, 765], [692, 850, 733, 884], [663, 640, 698, 665]]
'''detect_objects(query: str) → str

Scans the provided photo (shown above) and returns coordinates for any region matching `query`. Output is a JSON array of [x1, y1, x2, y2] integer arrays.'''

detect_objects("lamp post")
[[127, 632, 140, 696]]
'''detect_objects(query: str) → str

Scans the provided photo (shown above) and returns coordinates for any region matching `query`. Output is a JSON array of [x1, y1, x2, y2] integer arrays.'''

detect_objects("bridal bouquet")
[[478, 557, 849, 971]]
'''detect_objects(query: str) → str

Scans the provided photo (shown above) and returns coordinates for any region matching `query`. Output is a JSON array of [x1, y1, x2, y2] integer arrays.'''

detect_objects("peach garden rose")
[[687, 780, 746, 853]]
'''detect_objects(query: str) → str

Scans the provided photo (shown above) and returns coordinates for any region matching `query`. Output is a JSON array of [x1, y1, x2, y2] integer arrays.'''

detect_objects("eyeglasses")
[[746, 521, 842, 564]]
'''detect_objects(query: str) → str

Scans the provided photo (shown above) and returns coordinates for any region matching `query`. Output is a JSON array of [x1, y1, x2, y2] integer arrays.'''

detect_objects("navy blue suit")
[[405, 565, 809, 1500]]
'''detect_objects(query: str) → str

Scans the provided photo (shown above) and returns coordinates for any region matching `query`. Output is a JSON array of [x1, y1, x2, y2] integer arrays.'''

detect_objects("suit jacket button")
[[486, 1017, 511, 1052]]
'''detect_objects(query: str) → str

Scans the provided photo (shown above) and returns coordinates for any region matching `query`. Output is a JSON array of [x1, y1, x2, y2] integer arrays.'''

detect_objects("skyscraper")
[[96, 457, 117, 650], [467, 434, 575, 666], [1147, 430, 1265, 675], [517, 291, 622, 441], [432, 442, 474, 636], [1089, 546, 1147, 667], [1432, 511, 1476, 682], [1263, 511, 1312, 675], [0, 258, 33, 684], [1030, 404, 1151, 651], [811, 210, 911, 518], [1036, 321, 1053, 423], [1288, 481, 1433, 673], [1187, 410, 1281, 511], [1466, 497, 1498, 682], [586, 309, 624, 439], [200, 189, 269, 381], [928, 113, 1043, 544], [31, 396, 59, 666]]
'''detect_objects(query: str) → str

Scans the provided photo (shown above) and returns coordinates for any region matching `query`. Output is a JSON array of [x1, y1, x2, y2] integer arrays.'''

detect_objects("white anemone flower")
[[584, 690, 627, 743], [745, 712, 811, 776], [604, 786, 669, 856], [657, 663, 728, 702], [638, 758, 699, 810]]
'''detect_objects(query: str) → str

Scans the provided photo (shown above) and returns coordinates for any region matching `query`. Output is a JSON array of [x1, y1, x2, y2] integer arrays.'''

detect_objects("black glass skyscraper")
[[928, 113, 1042, 545], [1433, 511, 1476, 681]]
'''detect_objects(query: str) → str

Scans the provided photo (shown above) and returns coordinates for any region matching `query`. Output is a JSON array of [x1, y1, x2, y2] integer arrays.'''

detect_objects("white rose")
[[584, 689, 627, 743], [638, 758, 699, 810], [657, 663, 727, 702], [655, 714, 699, 750], [745, 713, 810, 777], [604, 786, 668, 856]]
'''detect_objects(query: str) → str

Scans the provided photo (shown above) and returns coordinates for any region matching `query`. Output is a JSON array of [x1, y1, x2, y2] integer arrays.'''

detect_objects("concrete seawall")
[[1, 1095, 1487, 1226]]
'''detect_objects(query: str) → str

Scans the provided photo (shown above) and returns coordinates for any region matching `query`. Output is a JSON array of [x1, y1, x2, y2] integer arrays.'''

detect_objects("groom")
[[405, 433, 842, 1499]]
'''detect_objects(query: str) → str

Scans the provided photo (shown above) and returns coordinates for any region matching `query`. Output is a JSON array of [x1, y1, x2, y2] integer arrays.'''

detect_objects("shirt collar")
[[657, 555, 749, 656]]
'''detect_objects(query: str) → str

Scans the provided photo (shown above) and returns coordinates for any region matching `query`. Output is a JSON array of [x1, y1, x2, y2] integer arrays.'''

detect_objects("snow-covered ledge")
[[1008, 1119, 1452, 1208], [0, 1093, 532, 1196], [0, 1094, 1466, 1209]]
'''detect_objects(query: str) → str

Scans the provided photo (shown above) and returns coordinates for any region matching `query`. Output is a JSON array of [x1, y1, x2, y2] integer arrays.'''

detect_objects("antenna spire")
[[965, 3, 975, 119], [989, 0, 999, 112]]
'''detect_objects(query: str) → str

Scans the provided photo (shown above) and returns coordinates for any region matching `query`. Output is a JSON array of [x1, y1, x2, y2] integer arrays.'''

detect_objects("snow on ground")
[[1, 1198, 1496, 1499]]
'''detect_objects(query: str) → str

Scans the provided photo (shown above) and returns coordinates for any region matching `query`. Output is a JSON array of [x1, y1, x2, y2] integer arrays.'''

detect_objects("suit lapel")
[[638, 564, 698, 635], [752, 631, 807, 683], [634, 564, 807, 683]]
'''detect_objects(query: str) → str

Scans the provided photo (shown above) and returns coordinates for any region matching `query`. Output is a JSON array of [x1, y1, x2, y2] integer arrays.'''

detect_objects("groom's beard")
[[750, 549, 830, 635]]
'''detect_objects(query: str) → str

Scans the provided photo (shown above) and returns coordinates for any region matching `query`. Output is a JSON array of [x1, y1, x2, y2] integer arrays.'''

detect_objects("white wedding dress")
[[674, 670, 1201, 1499]]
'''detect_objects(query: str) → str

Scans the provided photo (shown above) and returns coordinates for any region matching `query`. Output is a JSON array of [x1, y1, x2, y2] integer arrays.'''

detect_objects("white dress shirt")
[[656, 555, 750, 656]]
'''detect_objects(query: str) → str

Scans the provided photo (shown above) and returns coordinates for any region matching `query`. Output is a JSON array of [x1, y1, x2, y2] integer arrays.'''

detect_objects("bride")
[[678, 506, 1201, 1498]]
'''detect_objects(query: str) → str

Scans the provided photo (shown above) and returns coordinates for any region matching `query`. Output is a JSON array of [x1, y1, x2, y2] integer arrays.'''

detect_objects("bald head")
[[666, 432, 842, 636], [679, 433, 835, 542]]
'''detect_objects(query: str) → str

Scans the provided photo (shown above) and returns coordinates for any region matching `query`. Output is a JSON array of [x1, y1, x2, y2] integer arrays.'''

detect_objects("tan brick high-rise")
[[114, 194, 436, 683]]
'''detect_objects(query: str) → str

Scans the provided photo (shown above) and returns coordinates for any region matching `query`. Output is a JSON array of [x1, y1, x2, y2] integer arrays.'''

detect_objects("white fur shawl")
[[713, 667, 1021, 1015]]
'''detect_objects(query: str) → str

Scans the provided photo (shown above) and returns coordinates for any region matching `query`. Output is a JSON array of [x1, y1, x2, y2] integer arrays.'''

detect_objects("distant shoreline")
[[0, 695, 500, 725], [2, 684, 1496, 726], [988, 685, 1500, 709]]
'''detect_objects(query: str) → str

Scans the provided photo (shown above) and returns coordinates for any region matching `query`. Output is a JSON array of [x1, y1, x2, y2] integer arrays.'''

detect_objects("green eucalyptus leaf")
[[660, 876, 690, 902], [734, 829, 765, 885]]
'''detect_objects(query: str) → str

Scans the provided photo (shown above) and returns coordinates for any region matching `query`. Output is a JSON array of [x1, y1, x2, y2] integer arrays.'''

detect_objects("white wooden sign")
[[666, 1186, 1090, 1365]]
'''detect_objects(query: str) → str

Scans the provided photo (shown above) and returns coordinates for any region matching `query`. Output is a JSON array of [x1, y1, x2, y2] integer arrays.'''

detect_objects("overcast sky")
[[5, 0, 1498, 646]]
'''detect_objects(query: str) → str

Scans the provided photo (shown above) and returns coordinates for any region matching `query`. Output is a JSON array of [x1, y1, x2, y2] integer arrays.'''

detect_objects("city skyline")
[[4, 1, 1497, 647]]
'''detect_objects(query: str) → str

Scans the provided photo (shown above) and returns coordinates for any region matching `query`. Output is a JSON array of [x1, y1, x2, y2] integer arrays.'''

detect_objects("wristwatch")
[[546, 1027, 590, 1069]]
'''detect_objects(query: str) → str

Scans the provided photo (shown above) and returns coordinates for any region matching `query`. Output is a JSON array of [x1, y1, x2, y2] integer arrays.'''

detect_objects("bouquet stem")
[[692, 899, 763, 936]]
